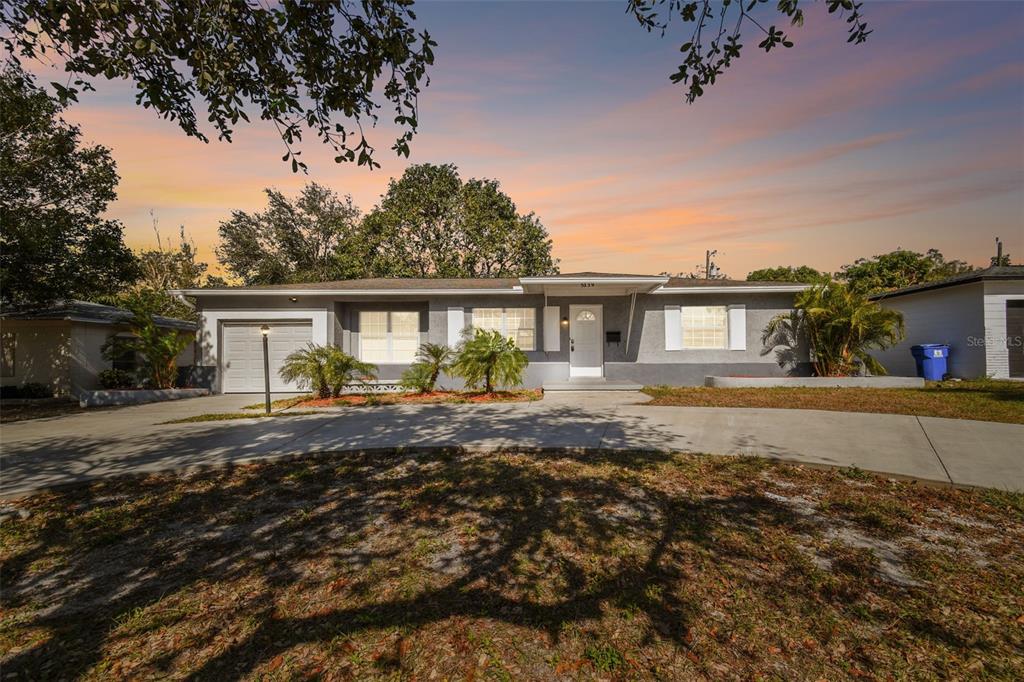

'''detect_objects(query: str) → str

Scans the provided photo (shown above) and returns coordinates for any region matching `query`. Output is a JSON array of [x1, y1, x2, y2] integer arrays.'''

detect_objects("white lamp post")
[[260, 324, 271, 414]]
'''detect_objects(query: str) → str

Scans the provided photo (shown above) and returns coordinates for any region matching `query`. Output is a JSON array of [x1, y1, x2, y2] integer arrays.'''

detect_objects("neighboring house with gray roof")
[[871, 266, 1024, 379], [173, 273, 813, 393], [0, 301, 197, 398]]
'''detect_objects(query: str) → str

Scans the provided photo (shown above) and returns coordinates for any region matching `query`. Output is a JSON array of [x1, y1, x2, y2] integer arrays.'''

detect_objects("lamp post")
[[260, 324, 271, 414]]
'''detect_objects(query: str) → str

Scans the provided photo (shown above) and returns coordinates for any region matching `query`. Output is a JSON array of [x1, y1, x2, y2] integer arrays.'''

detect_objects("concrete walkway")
[[1, 392, 1021, 497]]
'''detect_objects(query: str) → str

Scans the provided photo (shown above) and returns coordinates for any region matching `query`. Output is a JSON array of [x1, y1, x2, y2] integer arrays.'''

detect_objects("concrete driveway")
[[1, 392, 1021, 497]]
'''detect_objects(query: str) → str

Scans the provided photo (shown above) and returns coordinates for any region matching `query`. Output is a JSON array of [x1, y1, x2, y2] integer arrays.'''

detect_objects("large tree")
[[747, 265, 828, 284], [0, 67, 138, 308], [630, 0, 871, 103], [1, 0, 435, 171], [217, 183, 369, 285], [838, 248, 974, 295], [363, 163, 559, 278]]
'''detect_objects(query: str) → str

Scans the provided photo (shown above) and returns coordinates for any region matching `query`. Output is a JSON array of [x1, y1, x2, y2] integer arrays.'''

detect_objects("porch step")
[[542, 379, 644, 391]]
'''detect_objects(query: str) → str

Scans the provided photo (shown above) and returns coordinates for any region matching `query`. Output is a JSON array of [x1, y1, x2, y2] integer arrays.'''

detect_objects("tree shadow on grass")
[[0, 446, 996, 678]]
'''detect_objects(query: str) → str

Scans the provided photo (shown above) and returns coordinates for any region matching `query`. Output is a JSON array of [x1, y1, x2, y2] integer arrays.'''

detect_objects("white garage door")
[[221, 322, 313, 393]]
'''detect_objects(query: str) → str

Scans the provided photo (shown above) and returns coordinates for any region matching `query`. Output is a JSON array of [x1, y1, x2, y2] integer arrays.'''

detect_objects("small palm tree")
[[763, 281, 905, 376], [279, 344, 332, 398], [450, 329, 528, 393], [323, 346, 378, 397], [400, 342, 454, 393]]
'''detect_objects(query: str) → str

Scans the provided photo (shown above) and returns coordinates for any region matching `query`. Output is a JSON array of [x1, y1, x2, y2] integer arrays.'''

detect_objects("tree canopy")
[[0, 67, 138, 308], [837, 248, 974, 295], [217, 183, 368, 285], [630, 0, 871, 103], [1, 0, 435, 171], [363, 164, 559, 278], [746, 265, 828, 284]]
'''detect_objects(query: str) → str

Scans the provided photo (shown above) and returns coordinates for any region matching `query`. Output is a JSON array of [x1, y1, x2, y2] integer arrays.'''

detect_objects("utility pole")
[[705, 249, 718, 279]]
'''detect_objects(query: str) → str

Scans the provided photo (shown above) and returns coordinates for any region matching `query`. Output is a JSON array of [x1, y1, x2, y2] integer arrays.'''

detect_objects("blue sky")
[[43, 0, 1024, 276]]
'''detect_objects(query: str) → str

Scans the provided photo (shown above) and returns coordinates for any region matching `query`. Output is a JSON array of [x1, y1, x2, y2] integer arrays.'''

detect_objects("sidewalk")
[[1, 392, 1021, 497]]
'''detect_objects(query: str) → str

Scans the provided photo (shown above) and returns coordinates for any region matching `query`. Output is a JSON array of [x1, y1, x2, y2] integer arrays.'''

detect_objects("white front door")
[[221, 322, 313, 393], [569, 305, 603, 377]]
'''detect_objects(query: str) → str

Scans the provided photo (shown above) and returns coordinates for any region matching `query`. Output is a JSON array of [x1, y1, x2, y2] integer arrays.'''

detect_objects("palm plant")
[[763, 281, 905, 376], [400, 342, 454, 393], [450, 329, 528, 393], [279, 344, 332, 398], [101, 306, 194, 389], [323, 346, 378, 397]]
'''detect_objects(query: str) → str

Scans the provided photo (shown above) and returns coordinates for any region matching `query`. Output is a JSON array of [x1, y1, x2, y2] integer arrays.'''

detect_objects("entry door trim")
[[569, 304, 604, 378]]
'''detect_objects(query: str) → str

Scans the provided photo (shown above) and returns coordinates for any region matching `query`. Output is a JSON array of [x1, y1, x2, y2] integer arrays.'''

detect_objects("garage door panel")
[[222, 322, 313, 392]]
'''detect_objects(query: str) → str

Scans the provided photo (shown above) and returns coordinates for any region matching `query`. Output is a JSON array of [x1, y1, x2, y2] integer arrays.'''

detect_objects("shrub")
[[450, 329, 528, 393], [98, 369, 136, 389], [762, 281, 904, 377], [323, 346, 378, 397], [279, 344, 332, 398], [400, 342, 453, 393], [101, 299, 194, 389], [18, 382, 52, 399]]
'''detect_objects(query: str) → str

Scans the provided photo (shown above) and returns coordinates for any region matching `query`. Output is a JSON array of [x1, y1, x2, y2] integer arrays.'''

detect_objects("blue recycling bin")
[[911, 344, 949, 380]]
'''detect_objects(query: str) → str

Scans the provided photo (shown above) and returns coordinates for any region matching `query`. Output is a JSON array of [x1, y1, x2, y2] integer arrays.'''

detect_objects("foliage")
[[2, 0, 435, 171], [98, 369, 136, 390], [322, 347, 378, 398], [763, 281, 904, 377], [3, 382, 53, 399], [102, 301, 194, 389], [747, 265, 829, 284], [217, 184, 368, 285], [629, 0, 871, 103], [992, 252, 1012, 267], [280, 344, 377, 398], [450, 329, 529, 393], [363, 164, 559, 278], [400, 343, 454, 393], [0, 66, 138, 307], [838, 248, 974, 295], [279, 345, 333, 399]]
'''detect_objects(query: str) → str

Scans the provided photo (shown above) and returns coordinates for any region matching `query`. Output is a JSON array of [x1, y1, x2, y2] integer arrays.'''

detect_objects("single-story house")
[[173, 273, 812, 393], [871, 265, 1024, 379], [0, 301, 197, 399]]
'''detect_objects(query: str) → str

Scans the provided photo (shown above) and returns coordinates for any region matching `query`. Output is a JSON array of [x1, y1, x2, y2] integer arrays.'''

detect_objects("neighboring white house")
[[0, 301, 197, 399], [172, 273, 812, 393], [871, 266, 1024, 379]]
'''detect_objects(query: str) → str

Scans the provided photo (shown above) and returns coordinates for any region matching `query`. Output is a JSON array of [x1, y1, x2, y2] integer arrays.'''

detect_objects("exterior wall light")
[[289, 297, 298, 303], [561, 316, 569, 327]]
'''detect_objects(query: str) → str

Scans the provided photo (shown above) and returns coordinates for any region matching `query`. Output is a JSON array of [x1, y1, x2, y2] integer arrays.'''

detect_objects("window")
[[1, 332, 14, 377], [681, 306, 728, 349], [359, 311, 419, 363], [575, 310, 596, 321], [472, 307, 536, 351]]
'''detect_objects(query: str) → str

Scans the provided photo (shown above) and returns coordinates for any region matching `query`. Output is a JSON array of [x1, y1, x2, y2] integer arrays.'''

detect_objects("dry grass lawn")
[[1, 451, 1021, 680], [643, 379, 1024, 424]]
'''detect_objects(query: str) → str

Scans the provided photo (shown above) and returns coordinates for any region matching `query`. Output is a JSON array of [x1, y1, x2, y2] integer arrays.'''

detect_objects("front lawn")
[[643, 379, 1024, 424], [0, 401, 87, 423], [2, 451, 1021, 679]]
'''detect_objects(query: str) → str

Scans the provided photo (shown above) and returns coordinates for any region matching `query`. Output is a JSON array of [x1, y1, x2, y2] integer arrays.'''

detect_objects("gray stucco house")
[[174, 273, 811, 393], [871, 266, 1024, 379]]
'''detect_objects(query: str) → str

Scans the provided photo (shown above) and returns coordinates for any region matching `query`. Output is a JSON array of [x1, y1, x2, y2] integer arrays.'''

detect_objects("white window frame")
[[680, 305, 729, 350], [472, 307, 536, 351], [359, 310, 420, 364]]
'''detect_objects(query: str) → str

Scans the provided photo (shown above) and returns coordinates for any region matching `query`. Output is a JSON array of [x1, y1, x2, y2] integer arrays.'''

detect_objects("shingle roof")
[[193, 277, 522, 291], [0, 301, 197, 331], [870, 265, 1024, 300], [665, 277, 806, 288]]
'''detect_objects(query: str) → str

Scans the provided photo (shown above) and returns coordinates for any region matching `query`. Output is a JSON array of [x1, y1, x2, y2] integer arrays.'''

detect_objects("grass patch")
[[0, 401, 90, 423], [162, 411, 322, 424], [643, 378, 1024, 424], [1, 452, 1020, 679], [241, 395, 313, 410]]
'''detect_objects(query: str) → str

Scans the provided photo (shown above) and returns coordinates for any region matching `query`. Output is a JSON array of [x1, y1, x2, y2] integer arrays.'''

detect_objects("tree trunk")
[[484, 366, 492, 394]]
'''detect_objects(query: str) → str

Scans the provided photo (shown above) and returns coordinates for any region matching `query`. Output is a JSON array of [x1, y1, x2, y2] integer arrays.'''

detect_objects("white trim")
[[543, 305, 561, 352], [447, 307, 465, 347], [520, 276, 667, 285], [664, 305, 682, 351], [653, 284, 809, 294], [174, 287, 524, 297], [728, 304, 747, 351]]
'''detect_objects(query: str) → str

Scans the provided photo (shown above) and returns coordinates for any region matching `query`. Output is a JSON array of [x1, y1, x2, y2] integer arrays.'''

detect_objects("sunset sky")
[[35, 0, 1024, 278]]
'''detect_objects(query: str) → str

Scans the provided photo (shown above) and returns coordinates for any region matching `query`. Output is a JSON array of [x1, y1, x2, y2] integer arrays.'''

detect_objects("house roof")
[[174, 273, 809, 296], [0, 300, 197, 331], [870, 265, 1024, 300]]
